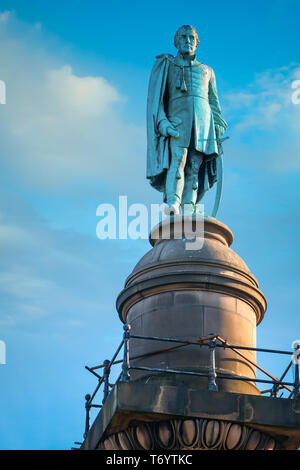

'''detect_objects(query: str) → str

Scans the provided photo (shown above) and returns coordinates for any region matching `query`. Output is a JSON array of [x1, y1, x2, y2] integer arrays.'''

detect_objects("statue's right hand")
[[167, 126, 179, 138], [158, 119, 179, 138]]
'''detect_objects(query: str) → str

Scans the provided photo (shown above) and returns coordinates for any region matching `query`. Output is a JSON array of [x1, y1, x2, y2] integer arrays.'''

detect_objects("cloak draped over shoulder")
[[146, 54, 172, 192]]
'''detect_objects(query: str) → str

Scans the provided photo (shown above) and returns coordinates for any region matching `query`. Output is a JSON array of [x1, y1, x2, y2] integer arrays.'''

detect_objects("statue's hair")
[[174, 25, 199, 49]]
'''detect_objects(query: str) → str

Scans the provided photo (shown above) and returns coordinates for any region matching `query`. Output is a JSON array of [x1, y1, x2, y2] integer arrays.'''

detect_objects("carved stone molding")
[[98, 418, 281, 450]]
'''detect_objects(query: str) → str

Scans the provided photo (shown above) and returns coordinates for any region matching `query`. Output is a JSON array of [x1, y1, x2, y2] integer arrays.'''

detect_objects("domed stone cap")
[[117, 216, 267, 325], [150, 216, 233, 247], [130, 216, 250, 280]]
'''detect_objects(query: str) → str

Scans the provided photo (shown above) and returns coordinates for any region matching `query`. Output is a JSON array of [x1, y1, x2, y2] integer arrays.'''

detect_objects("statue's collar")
[[174, 52, 199, 66]]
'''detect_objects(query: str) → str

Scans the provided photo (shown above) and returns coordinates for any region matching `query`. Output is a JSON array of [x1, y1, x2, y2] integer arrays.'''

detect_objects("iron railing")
[[75, 324, 300, 446]]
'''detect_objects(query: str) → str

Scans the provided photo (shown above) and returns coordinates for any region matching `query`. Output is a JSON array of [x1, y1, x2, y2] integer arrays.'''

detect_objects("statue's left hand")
[[158, 117, 182, 138], [167, 126, 179, 138], [158, 119, 179, 138]]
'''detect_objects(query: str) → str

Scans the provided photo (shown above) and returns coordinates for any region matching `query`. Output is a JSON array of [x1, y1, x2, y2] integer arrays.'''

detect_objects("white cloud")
[[45, 65, 120, 118], [225, 65, 300, 129], [0, 13, 145, 189], [0, 270, 53, 300], [224, 64, 300, 172], [224, 92, 256, 109]]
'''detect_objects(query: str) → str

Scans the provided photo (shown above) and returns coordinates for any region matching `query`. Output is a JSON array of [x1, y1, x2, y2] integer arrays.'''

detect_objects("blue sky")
[[0, 0, 299, 450]]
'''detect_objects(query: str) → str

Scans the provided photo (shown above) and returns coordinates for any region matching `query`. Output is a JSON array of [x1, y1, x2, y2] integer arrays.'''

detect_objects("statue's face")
[[176, 28, 198, 55]]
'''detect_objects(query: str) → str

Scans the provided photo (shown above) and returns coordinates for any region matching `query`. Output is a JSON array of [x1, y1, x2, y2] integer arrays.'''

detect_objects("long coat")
[[146, 53, 227, 201]]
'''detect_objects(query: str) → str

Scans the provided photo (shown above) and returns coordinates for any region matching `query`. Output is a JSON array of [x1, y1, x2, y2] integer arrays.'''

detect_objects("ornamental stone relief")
[[98, 418, 281, 451]]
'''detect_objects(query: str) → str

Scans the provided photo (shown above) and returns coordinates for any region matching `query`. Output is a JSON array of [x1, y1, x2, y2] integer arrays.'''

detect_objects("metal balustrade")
[[74, 323, 300, 446]]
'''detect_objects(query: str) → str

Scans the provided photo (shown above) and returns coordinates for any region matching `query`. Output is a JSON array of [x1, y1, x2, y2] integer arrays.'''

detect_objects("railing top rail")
[[130, 365, 295, 387], [130, 333, 292, 355]]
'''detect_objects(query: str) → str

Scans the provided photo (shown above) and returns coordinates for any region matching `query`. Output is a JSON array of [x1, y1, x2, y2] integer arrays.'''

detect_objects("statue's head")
[[174, 25, 199, 56]]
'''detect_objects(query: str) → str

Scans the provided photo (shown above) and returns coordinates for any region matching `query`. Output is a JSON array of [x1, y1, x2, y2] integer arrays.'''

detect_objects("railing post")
[[102, 359, 110, 404], [84, 393, 91, 438], [271, 383, 279, 398], [208, 334, 218, 392], [122, 323, 131, 382], [293, 344, 300, 400]]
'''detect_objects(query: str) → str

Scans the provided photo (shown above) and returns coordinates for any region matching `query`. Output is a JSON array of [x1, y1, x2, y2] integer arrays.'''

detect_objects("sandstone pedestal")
[[117, 216, 267, 395], [81, 217, 300, 451]]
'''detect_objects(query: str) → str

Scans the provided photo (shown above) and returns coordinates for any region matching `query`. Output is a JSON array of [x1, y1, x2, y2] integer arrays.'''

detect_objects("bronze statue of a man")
[[146, 25, 227, 215]]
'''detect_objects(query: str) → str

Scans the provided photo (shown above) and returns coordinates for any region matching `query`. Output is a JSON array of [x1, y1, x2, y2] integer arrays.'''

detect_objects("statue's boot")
[[164, 202, 181, 216], [181, 149, 203, 213], [165, 145, 188, 215]]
